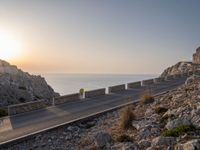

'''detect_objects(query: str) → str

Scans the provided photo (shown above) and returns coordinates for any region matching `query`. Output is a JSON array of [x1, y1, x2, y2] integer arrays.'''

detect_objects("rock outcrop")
[[160, 61, 200, 77], [161, 47, 200, 77], [0, 60, 59, 107], [193, 47, 200, 64]]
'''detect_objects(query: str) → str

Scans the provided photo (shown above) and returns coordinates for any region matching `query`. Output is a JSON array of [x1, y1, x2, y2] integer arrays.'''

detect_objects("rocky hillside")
[[160, 61, 200, 77], [0, 60, 59, 107]]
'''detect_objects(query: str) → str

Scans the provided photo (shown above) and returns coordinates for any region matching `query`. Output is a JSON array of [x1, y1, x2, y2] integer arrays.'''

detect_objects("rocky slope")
[[160, 61, 200, 77], [0, 60, 59, 107]]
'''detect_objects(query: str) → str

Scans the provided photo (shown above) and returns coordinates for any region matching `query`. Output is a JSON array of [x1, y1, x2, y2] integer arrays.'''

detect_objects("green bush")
[[79, 88, 84, 95], [116, 134, 132, 142], [120, 106, 135, 130], [0, 109, 8, 117], [161, 125, 194, 137]]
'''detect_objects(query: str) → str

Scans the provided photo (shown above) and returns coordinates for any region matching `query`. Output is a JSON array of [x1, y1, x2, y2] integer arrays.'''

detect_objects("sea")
[[42, 74, 158, 95]]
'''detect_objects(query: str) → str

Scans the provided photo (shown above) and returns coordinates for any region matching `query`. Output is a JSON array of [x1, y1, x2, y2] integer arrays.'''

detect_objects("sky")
[[0, 0, 200, 74]]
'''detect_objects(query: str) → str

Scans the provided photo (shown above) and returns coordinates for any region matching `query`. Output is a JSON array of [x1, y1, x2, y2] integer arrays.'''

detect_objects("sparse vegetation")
[[140, 91, 154, 104], [161, 125, 194, 137], [155, 106, 168, 114], [116, 134, 132, 142], [119, 106, 135, 130], [0, 108, 8, 117], [79, 88, 84, 96]]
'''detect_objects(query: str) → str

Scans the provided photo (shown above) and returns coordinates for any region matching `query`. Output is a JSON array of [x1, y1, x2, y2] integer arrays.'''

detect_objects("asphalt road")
[[0, 77, 187, 145]]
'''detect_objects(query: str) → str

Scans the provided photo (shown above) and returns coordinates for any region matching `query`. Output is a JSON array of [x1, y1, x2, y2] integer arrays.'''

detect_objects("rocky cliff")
[[160, 61, 200, 78], [0, 60, 59, 107], [160, 47, 200, 78], [193, 47, 200, 64]]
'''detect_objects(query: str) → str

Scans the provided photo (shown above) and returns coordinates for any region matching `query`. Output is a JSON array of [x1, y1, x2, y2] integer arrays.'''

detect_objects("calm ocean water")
[[43, 74, 158, 95]]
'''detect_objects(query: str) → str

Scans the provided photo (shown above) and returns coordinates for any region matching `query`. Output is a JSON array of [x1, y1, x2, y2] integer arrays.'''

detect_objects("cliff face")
[[193, 47, 200, 64], [0, 60, 59, 107], [160, 47, 200, 77]]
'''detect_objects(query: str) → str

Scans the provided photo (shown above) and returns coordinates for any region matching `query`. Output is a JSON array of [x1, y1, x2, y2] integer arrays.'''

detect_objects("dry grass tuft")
[[119, 106, 135, 130], [140, 90, 154, 104]]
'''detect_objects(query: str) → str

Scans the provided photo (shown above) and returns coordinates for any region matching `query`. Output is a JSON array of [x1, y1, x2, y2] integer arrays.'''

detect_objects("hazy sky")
[[0, 0, 200, 74]]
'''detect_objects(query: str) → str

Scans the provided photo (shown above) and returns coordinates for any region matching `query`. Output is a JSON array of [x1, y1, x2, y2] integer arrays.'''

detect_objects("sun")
[[0, 31, 22, 61]]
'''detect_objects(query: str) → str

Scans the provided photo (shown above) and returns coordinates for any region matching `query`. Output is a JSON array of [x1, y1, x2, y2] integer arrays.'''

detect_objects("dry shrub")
[[119, 106, 135, 130], [140, 90, 154, 104]]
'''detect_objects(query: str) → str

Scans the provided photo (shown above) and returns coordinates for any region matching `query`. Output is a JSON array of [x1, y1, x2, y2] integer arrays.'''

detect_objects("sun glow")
[[0, 30, 22, 61]]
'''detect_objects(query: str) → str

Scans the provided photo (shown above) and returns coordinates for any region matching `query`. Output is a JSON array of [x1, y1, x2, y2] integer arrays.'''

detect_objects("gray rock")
[[138, 128, 151, 140], [132, 120, 157, 130], [94, 132, 112, 148], [175, 139, 200, 150], [65, 133, 72, 140], [165, 118, 191, 130], [122, 142, 139, 150], [152, 136, 177, 147], [138, 140, 151, 149]]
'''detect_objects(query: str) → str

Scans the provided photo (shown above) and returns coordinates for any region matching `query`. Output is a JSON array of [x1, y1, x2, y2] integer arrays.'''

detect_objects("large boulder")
[[0, 59, 59, 106]]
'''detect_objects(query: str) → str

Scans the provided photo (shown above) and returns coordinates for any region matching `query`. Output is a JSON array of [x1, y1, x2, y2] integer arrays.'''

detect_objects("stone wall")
[[127, 81, 141, 89], [85, 88, 106, 98], [108, 84, 126, 93], [54, 93, 80, 105], [8, 100, 49, 116]]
